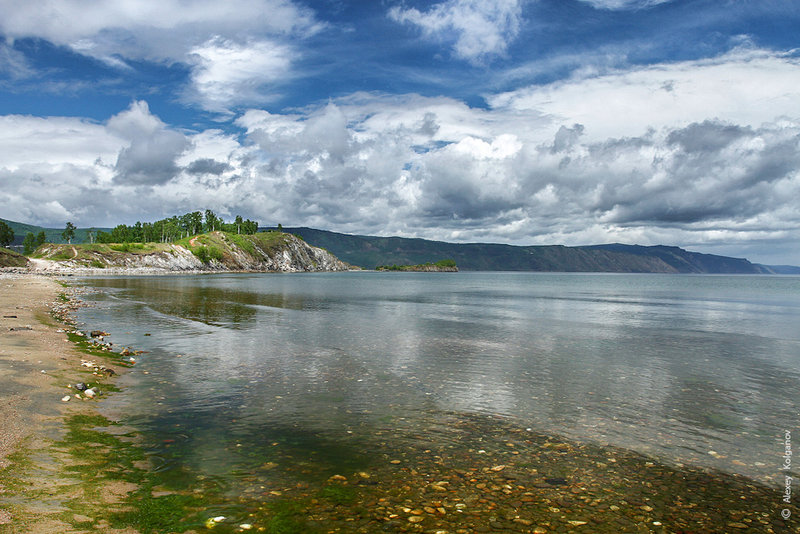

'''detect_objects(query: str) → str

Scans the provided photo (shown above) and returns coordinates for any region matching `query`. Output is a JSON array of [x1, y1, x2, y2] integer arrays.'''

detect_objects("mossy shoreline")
[[2, 276, 796, 533]]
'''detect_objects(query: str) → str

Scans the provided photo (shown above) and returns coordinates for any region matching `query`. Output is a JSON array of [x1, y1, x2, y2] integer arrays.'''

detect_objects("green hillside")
[[581, 244, 773, 274], [30, 230, 348, 272], [0, 218, 110, 246]]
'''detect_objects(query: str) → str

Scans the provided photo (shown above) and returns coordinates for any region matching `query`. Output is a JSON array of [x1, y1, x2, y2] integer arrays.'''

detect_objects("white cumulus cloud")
[[489, 49, 800, 141], [108, 101, 190, 185], [389, 0, 523, 64], [0, 0, 316, 60], [186, 37, 295, 113], [0, 0, 319, 111]]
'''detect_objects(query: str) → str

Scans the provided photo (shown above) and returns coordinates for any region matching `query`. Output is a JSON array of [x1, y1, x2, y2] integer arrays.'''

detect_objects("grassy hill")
[[0, 247, 28, 268], [277, 227, 778, 274], [30, 231, 348, 272]]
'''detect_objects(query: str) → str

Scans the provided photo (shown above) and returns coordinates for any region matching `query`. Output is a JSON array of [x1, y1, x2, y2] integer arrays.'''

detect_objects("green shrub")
[[50, 251, 74, 261], [193, 245, 223, 264], [194, 246, 210, 263], [227, 233, 256, 255]]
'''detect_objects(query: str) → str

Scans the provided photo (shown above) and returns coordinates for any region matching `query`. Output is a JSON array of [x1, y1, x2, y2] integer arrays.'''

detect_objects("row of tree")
[[95, 210, 259, 244], [0, 221, 49, 252], [1, 211, 262, 252], [23, 231, 48, 254]]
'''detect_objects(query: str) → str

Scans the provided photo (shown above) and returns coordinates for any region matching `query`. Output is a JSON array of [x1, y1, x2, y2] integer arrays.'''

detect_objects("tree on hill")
[[242, 219, 258, 234], [0, 221, 13, 247], [92, 211, 260, 244], [62, 222, 76, 244], [204, 209, 221, 233], [23, 232, 37, 254], [188, 211, 203, 235], [22, 230, 47, 252]]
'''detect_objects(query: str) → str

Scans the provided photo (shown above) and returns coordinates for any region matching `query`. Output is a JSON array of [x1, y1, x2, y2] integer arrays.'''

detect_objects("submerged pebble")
[[204, 515, 226, 528]]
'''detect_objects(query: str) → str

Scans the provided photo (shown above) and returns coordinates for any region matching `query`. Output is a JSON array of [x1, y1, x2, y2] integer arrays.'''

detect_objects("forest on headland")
[[1, 213, 348, 272], [92, 210, 259, 244]]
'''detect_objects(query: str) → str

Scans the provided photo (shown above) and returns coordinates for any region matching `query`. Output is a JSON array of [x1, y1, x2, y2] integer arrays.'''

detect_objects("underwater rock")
[[204, 516, 226, 528]]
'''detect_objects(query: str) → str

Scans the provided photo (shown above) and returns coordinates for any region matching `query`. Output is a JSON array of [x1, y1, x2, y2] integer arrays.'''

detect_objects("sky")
[[1, 0, 799, 265]]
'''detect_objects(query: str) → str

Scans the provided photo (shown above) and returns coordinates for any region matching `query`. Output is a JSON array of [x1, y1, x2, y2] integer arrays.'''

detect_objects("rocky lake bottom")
[[55, 406, 795, 533], [55, 272, 800, 533]]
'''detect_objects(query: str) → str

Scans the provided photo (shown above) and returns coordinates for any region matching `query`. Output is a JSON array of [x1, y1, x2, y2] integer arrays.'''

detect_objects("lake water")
[[73, 272, 800, 530]]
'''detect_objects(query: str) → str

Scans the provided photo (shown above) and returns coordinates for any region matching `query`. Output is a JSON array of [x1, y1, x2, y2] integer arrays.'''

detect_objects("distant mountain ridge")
[[0, 217, 111, 246], [580, 243, 777, 274], [277, 227, 794, 274]]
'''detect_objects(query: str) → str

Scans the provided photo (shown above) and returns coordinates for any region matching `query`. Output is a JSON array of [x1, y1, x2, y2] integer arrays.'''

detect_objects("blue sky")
[[1, 0, 800, 264]]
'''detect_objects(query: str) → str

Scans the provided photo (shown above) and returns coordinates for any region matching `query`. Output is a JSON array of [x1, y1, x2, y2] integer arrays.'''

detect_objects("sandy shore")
[[0, 275, 71, 458], [0, 274, 134, 533]]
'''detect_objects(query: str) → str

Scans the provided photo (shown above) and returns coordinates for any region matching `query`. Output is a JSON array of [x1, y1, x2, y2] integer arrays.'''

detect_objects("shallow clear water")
[[75, 272, 800, 488]]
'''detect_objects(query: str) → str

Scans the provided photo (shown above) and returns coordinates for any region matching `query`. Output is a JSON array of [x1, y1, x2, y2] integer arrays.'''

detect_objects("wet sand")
[[0, 274, 134, 533]]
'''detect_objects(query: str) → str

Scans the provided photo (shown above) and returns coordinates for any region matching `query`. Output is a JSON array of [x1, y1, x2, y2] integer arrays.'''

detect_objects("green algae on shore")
[[29, 409, 800, 533], [3, 280, 797, 533]]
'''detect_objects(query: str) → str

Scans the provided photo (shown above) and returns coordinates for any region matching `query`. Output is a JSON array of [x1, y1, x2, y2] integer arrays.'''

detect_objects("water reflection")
[[77, 273, 800, 486], [87, 276, 323, 328]]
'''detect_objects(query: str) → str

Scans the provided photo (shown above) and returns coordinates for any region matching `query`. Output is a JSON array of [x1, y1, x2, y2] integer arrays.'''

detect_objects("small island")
[[376, 259, 458, 272]]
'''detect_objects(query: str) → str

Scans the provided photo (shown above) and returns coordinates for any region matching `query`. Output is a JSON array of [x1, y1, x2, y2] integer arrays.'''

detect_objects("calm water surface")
[[75, 272, 800, 488]]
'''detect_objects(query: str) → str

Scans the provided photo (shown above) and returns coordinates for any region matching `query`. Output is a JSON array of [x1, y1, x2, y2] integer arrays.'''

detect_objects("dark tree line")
[[23, 231, 47, 254], [0, 221, 13, 248], [95, 210, 259, 244]]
